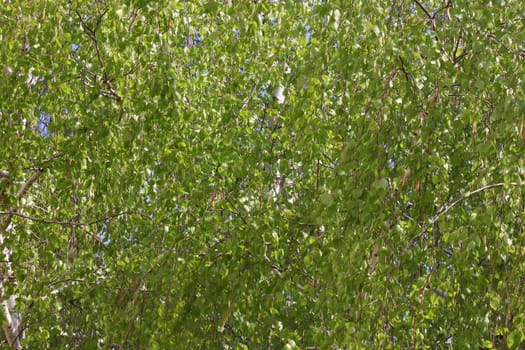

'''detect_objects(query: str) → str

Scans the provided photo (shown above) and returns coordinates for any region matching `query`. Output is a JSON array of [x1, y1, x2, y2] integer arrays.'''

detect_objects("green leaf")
[[319, 192, 334, 206]]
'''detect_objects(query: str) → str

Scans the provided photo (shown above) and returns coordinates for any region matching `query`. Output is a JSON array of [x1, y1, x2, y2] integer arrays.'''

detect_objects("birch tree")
[[1, 1, 524, 348]]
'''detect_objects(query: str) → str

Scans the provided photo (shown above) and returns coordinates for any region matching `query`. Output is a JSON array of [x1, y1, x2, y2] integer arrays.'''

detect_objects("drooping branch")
[[0, 211, 78, 226], [431, 182, 518, 224], [0, 210, 133, 243], [406, 182, 519, 249], [0, 210, 129, 227]]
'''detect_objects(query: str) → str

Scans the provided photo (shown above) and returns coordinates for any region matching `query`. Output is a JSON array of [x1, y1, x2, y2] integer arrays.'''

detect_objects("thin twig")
[[0, 211, 83, 226], [0, 210, 131, 227], [48, 278, 85, 287], [75, 8, 122, 103]]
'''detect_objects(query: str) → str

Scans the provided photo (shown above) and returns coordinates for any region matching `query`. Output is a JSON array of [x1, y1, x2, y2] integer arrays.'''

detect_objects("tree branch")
[[0, 211, 83, 227], [406, 182, 519, 249], [1, 169, 44, 234], [15, 169, 43, 199], [0, 210, 131, 227], [431, 182, 518, 224], [414, 0, 433, 20]]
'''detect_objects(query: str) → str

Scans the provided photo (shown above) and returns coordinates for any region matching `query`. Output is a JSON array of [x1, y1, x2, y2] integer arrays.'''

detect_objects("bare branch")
[[414, 0, 433, 20]]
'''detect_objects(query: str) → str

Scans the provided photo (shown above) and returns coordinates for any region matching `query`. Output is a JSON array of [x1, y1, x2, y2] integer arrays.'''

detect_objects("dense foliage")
[[1, 1, 524, 348]]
